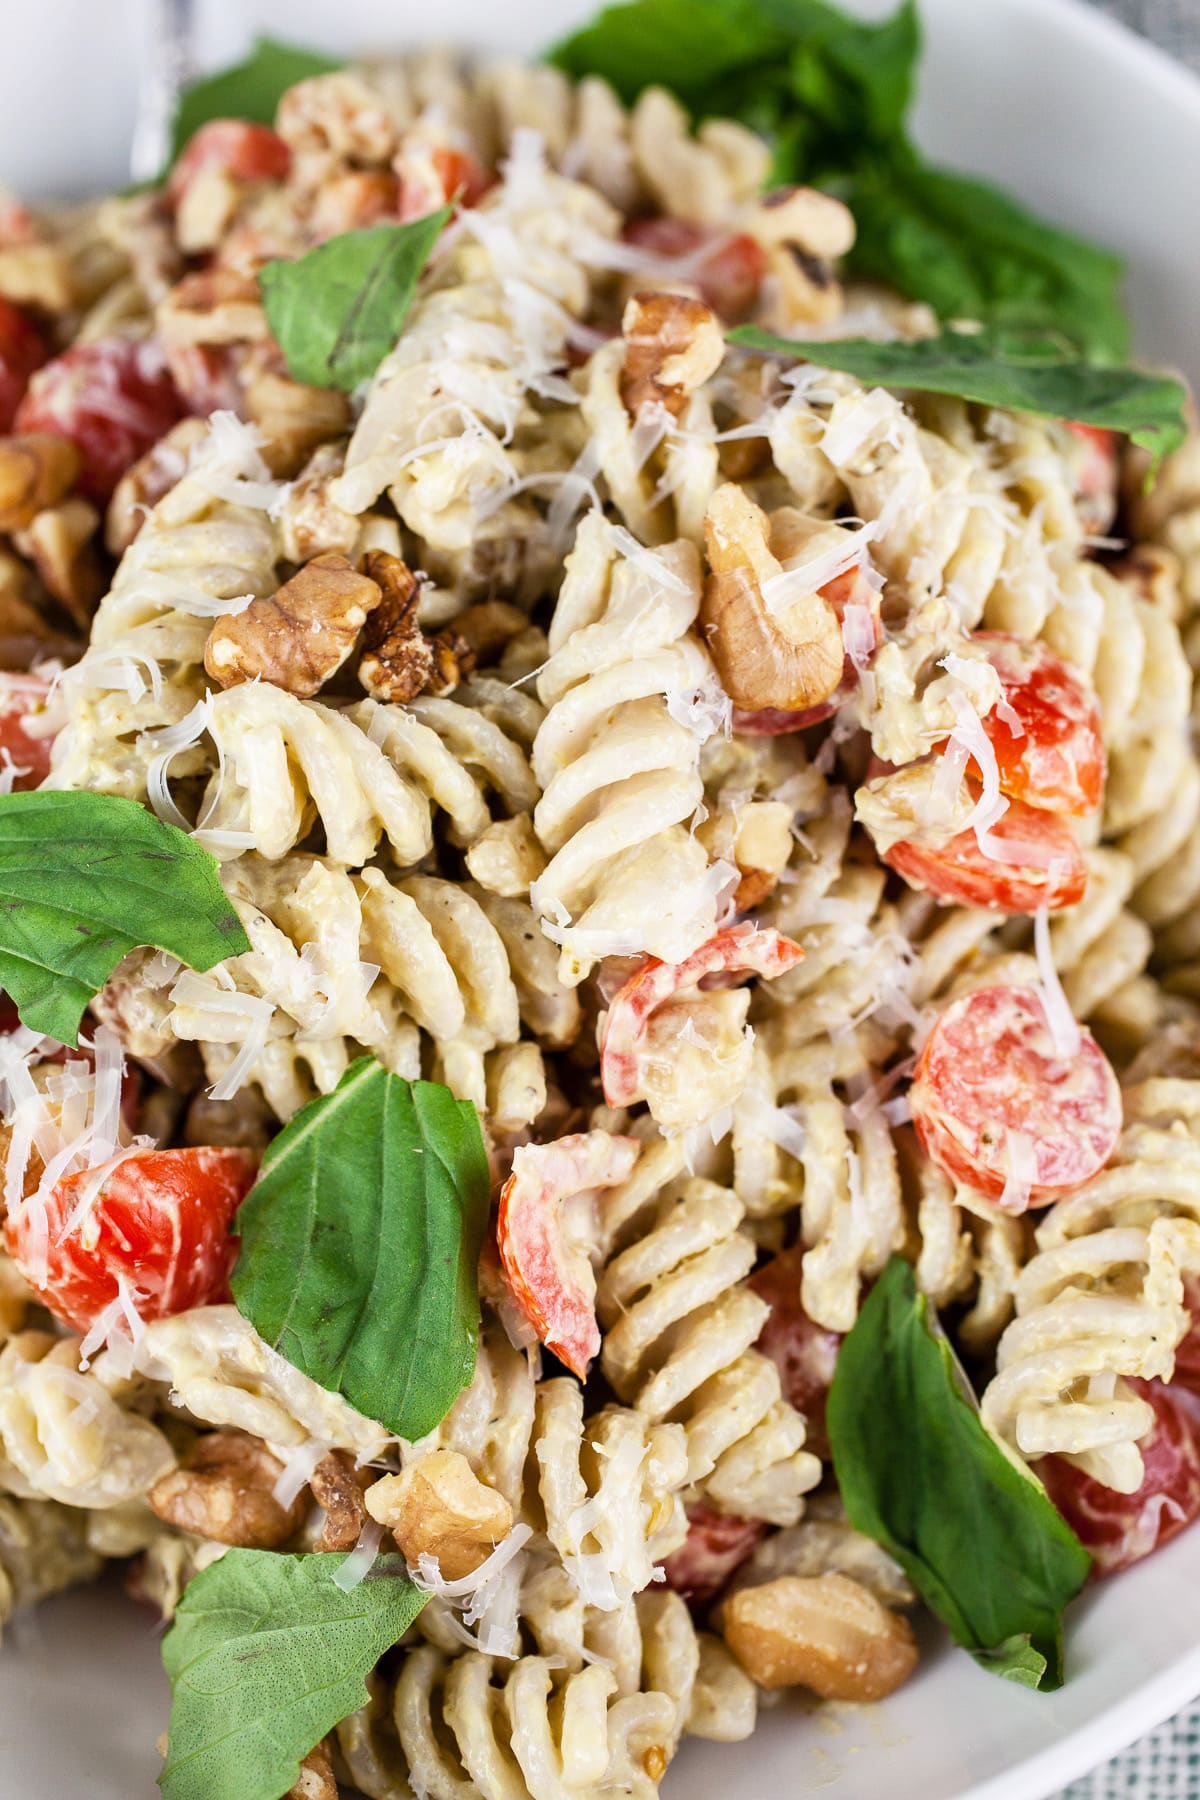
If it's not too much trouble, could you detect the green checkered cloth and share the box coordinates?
[1060,1709,1200,1797]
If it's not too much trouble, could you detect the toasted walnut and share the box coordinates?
[184,1085,276,1153]
[619,291,724,420]
[148,1431,307,1548]
[243,371,352,479]
[364,1449,513,1581]
[702,799,795,912]
[205,550,382,696]
[464,814,547,897]
[14,497,104,629]
[0,435,80,533]
[158,267,269,350]
[288,1739,338,1800]
[175,170,240,258]
[723,1574,918,1701]
[356,550,476,702]
[311,1451,370,1553]
[751,186,857,259]
[701,484,843,712]
[276,73,398,167]
[105,418,208,555]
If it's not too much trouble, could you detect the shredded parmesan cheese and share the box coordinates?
[331,1517,384,1592]
[1034,905,1082,1059]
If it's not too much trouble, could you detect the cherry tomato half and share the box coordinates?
[661,1506,768,1606]
[882,785,1087,914]
[4,1145,258,1333]
[623,218,767,323]
[910,984,1121,1207]
[167,120,292,208]
[496,1131,640,1377]
[15,337,184,503]
[946,634,1105,817]
[0,670,62,788]
[1039,1380,1200,1577]
[0,297,46,433]
[600,926,804,1109]
[749,1245,841,1459]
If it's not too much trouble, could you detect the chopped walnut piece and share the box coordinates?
[723,1573,918,1701]
[0,435,81,533]
[619,290,724,420]
[288,1739,338,1800]
[175,170,240,258]
[746,187,856,330]
[14,497,104,629]
[356,550,476,702]
[0,551,74,667]
[243,371,352,479]
[0,242,73,311]
[205,550,382,696]
[364,1449,513,1581]
[148,1431,307,1548]
[106,418,207,556]
[158,267,269,350]
[311,1451,370,1553]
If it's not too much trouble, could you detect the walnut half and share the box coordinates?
[364,1449,512,1580]
[722,1573,918,1701]
[204,550,382,697]
[148,1431,306,1548]
[356,550,476,702]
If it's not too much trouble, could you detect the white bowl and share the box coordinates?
[2,3,1199,1796]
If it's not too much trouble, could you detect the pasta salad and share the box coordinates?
[0,3,1197,1797]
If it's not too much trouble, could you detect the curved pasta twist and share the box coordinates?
[592,1140,821,1525]
[981,1085,1200,1492]
[330,139,619,598]
[337,1573,753,1800]
[47,418,284,800]
[197,679,541,867]
[416,1318,688,1611]
[530,512,729,979]
[0,1331,175,1509]
[135,1305,390,1461]
[172,853,576,1121]
[0,1494,103,1639]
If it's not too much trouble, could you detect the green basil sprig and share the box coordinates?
[159,1550,426,1800]
[171,37,343,161]
[729,323,1189,467]
[827,1257,1090,1690]
[259,209,452,392]
[549,0,1129,358]
[231,1060,489,1439]
[0,791,249,1046]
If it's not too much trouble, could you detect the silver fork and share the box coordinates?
[129,0,198,183]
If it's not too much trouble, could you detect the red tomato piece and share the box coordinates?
[749,1245,841,1458]
[1039,1380,1200,1577]
[623,217,766,322]
[1065,420,1119,534]
[496,1131,640,1377]
[882,784,1087,914]
[600,926,804,1109]
[167,120,291,208]
[910,984,1121,1207]
[0,670,62,788]
[0,297,46,433]
[661,1506,768,1605]
[15,337,184,503]
[397,148,495,223]
[4,1145,258,1334]
[946,634,1105,817]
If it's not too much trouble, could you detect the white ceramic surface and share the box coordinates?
[1,3,1199,1796]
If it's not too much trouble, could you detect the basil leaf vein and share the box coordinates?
[826,1256,1091,1690]
[259,210,452,392]
[230,1060,489,1440]
[159,1550,425,1800]
[729,323,1188,466]
[0,791,249,1047]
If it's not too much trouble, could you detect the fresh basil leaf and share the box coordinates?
[259,210,451,392]
[844,159,1130,362]
[548,0,784,106]
[160,1549,425,1800]
[231,1060,489,1439]
[826,1256,1091,1690]
[0,791,249,1048]
[171,36,343,161]
[729,323,1188,467]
